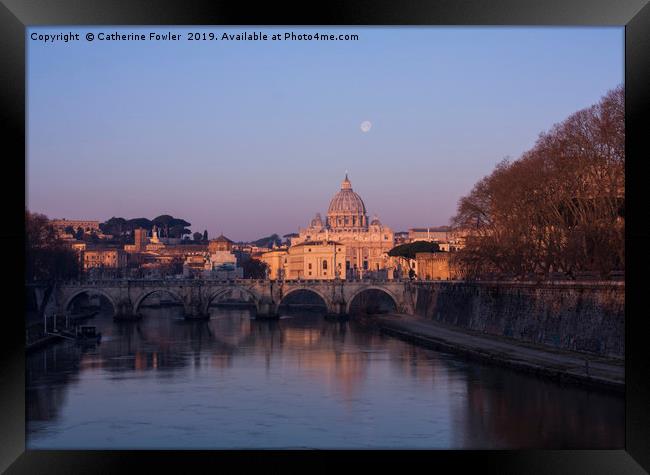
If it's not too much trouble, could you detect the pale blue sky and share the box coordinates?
[27,27,623,241]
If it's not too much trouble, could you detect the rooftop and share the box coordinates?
[293,240,344,247]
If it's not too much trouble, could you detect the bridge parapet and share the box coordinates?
[57,278,420,320]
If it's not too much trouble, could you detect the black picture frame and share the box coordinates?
[2,1,648,472]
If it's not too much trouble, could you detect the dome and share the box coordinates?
[327,175,367,215]
[370,215,381,226]
[326,174,368,230]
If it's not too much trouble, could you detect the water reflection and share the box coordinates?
[26,306,623,449]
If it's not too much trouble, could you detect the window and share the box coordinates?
[322,260,328,270]
[308,263,312,269]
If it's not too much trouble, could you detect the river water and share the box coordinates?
[26,306,624,449]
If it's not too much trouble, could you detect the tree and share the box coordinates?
[202,230,208,241]
[388,241,440,260]
[26,210,80,283]
[451,85,624,280]
[152,215,174,238]
[193,232,203,242]
[170,218,191,229]
[241,257,268,279]
[169,224,191,238]
[152,215,191,238]
[100,217,127,238]
[75,227,85,240]
[126,218,153,232]
[64,225,75,235]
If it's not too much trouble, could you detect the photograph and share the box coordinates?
[22,25,628,451]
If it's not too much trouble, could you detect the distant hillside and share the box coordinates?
[251,234,282,248]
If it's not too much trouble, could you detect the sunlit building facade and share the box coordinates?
[291,175,395,279]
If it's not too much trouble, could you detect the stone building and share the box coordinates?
[124,227,149,252]
[208,234,234,252]
[285,241,346,280]
[408,226,468,250]
[291,175,394,279]
[69,241,87,252]
[82,248,127,270]
[415,252,461,280]
[409,227,452,242]
[206,235,240,273]
[50,219,100,234]
[260,246,289,280]
[260,242,346,281]
[179,234,243,279]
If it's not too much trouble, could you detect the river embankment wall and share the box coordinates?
[414,281,624,359]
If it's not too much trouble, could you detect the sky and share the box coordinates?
[26,27,623,242]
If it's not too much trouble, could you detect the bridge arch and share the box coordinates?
[133,288,186,315]
[63,288,118,317]
[346,286,399,316]
[279,287,331,313]
[204,286,260,315]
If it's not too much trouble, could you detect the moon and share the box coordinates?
[360,121,372,133]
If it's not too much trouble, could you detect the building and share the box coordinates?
[261,241,347,281]
[394,231,410,245]
[145,225,166,251]
[408,226,468,249]
[206,235,240,273]
[133,228,148,251]
[67,241,87,252]
[82,248,127,270]
[415,252,461,280]
[208,234,234,253]
[260,246,289,280]
[183,255,208,273]
[50,219,101,234]
[124,227,149,252]
[291,175,394,279]
[180,234,243,279]
[408,226,453,242]
[286,241,346,280]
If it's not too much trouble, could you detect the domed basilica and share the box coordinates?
[292,174,395,277]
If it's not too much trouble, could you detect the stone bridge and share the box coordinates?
[52,279,420,319]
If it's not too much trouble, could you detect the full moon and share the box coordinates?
[360,121,372,133]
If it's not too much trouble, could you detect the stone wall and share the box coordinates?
[414,281,624,359]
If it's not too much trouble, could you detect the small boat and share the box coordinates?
[76,325,102,343]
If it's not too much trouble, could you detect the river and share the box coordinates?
[26,306,624,449]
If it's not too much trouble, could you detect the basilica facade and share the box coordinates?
[290,175,395,279]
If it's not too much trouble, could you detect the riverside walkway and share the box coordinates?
[375,315,624,392]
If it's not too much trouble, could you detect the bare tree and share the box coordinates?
[452,85,624,280]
